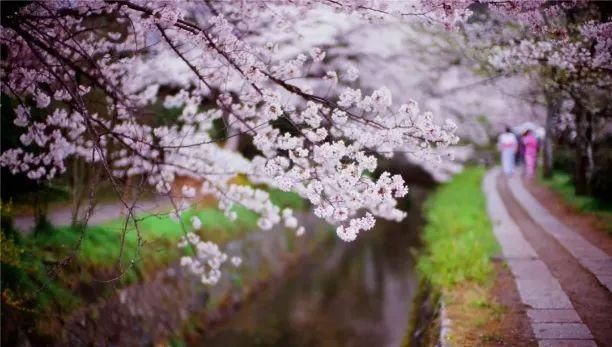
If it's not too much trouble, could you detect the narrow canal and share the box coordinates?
[194,187,427,347]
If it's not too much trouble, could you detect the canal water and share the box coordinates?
[194,187,426,347]
[62,187,427,346]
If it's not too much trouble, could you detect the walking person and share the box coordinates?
[515,128,524,167]
[498,127,518,176]
[522,130,538,179]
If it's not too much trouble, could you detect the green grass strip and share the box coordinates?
[416,166,499,289]
[539,171,612,233]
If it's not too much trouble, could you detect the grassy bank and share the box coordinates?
[539,171,612,233]
[16,187,304,277]
[413,167,504,346]
[1,188,305,340]
[4,208,244,313]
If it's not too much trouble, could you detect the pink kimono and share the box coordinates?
[522,133,538,178]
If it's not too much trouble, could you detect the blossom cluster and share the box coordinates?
[178,232,228,285]
[0,0,459,284]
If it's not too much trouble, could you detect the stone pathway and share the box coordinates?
[507,175,612,293]
[483,168,599,347]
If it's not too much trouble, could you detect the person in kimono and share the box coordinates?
[522,130,538,179]
[498,127,518,176]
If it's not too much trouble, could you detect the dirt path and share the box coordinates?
[497,175,612,346]
[490,260,538,346]
[13,197,169,232]
[12,178,203,232]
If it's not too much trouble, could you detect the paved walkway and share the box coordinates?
[482,167,612,347]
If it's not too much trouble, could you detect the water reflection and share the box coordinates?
[196,189,424,347]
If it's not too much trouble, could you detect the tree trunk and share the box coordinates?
[71,158,82,226]
[33,192,49,235]
[71,158,91,227]
[573,104,594,196]
[542,94,558,179]
[121,174,133,216]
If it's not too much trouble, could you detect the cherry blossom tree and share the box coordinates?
[257,9,544,180]
[1,1,462,284]
[431,0,611,194]
[6,0,605,285]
